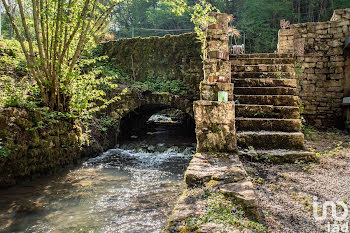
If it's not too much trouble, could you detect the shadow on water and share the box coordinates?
[0,109,196,233]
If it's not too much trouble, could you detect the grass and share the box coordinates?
[185,191,267,233]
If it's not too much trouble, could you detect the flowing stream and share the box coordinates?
[0,114,195,233]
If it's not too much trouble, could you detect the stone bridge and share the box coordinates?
[104,89,195,143]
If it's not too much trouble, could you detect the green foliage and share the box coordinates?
[0,141,11,158]
[96,116,115,132]
[0,38,27,75]
[134,75,190,95]
[0,41,126,120]
[111,0,193,38]
[208,0,349,53]
[71,45,129,118]
[0,75,34,108]
[187,191,267,233]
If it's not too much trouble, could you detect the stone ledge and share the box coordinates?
[166,153,263,233]
[200,82,234,101]
[238,149,318,163]
[185,153,244,187]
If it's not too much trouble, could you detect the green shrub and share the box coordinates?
[134,75,189,95]
[0,141,11,158]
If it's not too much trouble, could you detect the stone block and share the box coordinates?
[279,29,295,36]
[194,101,237,152]
[200,82,234,101]
[207,40,229,52]
[203,59,231,81]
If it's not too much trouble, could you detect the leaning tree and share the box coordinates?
[1,0,121,112]
[1,0,217,113]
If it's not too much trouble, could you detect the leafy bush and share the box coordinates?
[0,141,11,158]
[0,38,27,76]
[0,75,36,108]
[70,46,130,118]
[134,76,189,95]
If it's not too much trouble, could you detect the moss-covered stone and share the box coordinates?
[101,33,203,98]
[0,107,85,187]
[193,101,237,153]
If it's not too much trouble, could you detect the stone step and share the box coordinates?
[239,149,317,163]
[236,118,302,132]
[235,87,296,95]
[233,78,297,88]
[232,72,296,79]
[236,104,300,119]
[230,53,293,59]
[237,131,305,150]
[232,64,294,73]
[231,58,294,65]
[235,95,299,106]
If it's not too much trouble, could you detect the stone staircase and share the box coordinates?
[231,53,316,161]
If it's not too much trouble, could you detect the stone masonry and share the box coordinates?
[194,12,237,153]
[277,8,350,127]
[167,13,262,233]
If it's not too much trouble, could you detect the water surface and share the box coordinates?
[0,117,195,233]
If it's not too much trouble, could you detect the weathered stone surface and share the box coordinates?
[235,86,296,95]
[102,33,203,98]
[185,153,244,187]
[233,78,297,88]
[167,153,261,232]
[194,101,237,152]
[239,149,319,163]
[236,118,302,132]
[237,132,305,150]
[236,104,300,119]
[218,181,260,219]
[235,95,299,106]
[0,107,84,187]
[232,71,296,79]
[233,64,294,73]
[278,29,295,53]
[166,187,256,233]
[203,58,231,81]
[277,8,350,127]
[231,57,294,65]
[200,82,234,101]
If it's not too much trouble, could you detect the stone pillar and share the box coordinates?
[277,29,295,54]
[194,13,237,153]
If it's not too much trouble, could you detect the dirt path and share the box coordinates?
[242,127,350,233]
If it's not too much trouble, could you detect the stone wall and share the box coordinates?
[0,107,84,187]
[101,33,203,98]
[278,8,350,127]
[0,90,194,187]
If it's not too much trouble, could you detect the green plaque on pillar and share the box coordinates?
[218,91,228,102]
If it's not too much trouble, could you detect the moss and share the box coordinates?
[206,180,219,188]
[102,33,202,98]
[0,107,84,187]
[208,123,221,134]
[184,191,267,233]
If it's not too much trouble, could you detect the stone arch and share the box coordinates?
[106,90,195,143]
